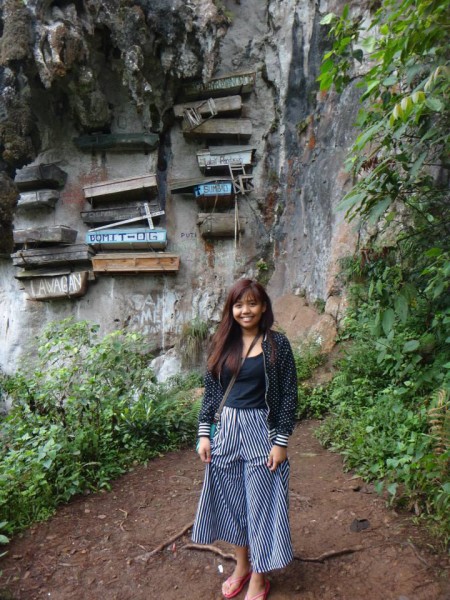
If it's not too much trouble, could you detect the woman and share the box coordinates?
[193,279,298,600]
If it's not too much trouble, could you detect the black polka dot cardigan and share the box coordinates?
[197,331,298,447]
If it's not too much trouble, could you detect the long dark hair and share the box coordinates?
[207,279,275,378]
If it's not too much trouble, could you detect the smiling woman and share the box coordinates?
[193,279,298,600]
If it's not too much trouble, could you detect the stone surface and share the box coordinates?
[150,348,182,382]
[273,294,320,342]
[0,0,364,372]
[306,313,338,354]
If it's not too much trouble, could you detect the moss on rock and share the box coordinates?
[0,0,31,64]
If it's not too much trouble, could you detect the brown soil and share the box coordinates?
[1,420,448,600]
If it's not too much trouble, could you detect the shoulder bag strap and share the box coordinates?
[213,333,261,424]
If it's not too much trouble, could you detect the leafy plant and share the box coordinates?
[0,319,201,535]
[316,0,450,541]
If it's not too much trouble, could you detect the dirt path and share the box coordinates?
[1,421,448,600]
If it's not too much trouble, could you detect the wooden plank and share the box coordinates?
[14,226,78,246]
[15,267,85,279]
[11,244,93,268]
[173,95,242,118]
[197,146,256,172]
[83,174,157,203]
[17,189,59,209]
[197,213,245,238]
[23,272,89,301]
[86,228,167,250]
[170,176,233,194]
[182,71,256,100]
[73,133,159,152]
[194,181,234,198]
[80,204,163,224]
[14,164,67,191]
[92,252,180,273]
[182,118,252,140]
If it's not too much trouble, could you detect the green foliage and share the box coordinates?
[317,0,450,540]
[293,340,326,381]
[0,319,201,535]
[178,317,209,369]
[297,384,331,419]
[293,341,333,419]
[0,521,9,557]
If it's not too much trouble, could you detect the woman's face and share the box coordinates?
[232,292,266,334]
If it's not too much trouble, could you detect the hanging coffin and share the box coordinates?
[91,252,180,273]
[197,146,257,173]
[173,95,242,119]
[197,213,245,239]
[21,271,90,301]
[11,244,94,268]
[73,132,159,152]
[17,189,60,210]
[193,180,235,209]
[181,118,252,141]
[86,228,167,250]
[80,204,164,225]
[182,71,256,100]
[14,164,67,191]
[83,174,157,205]
[13,225,78,246]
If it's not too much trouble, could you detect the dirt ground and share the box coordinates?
[1,420,448,600]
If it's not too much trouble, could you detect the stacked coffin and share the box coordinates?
[82,174,179,273]
[171,71,257,239]
[11,163,96,300]
[11,225,94,301]
[14,163,67,211]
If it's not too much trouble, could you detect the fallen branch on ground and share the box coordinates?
[144,520,363,564]
[183,543,236,561]
[184,542,364,564]
[145,520,194,559]
[294,546,364,563]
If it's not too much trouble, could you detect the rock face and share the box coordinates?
[0,0,365,372]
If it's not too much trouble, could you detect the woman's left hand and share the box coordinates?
[267,445,288,472]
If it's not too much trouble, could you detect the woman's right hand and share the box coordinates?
[197,437,211,463]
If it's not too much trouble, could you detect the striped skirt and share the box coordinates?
[192,406,293,573]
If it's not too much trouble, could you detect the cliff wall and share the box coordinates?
[0,0,365,372]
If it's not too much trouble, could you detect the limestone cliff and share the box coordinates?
[0,0,367,372]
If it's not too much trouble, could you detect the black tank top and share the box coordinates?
[223,353,266,409]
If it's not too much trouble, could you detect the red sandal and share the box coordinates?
[222,570,252,599]
[244,579,270,600]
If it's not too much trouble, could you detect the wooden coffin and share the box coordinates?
[197,146,256,173]
[92,252,180,273]
[194,180,235,209]
[17,189,60,209]
[11,244,94,268]
[173,95,242,118]
[86,228,167,250]
[83,174,157,204]
[13,225,78,246]
[182,71,256,100]
[197,213,245,238]
[80,204,164,225]
[14,164,67,191]
[182,118,252,141]
[194,180,234,198]
[73,133,159,152]
[22,271,89,301]
[169,176,231,195]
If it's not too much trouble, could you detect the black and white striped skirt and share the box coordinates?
[192,406,293,573]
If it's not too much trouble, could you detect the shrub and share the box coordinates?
[0,318,201,535]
